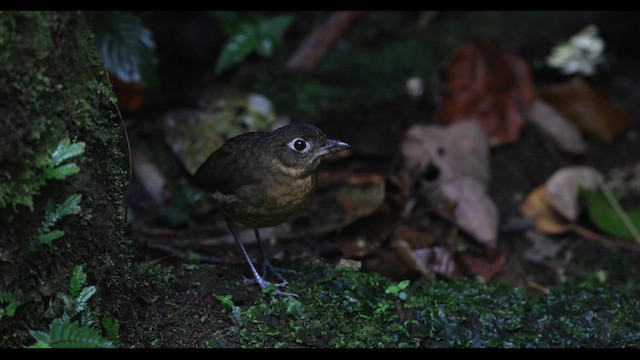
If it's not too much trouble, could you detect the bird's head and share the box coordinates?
[268,124,350,178]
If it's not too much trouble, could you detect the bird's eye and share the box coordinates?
[287,138,310,153]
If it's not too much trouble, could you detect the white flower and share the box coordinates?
[546,25,605,76]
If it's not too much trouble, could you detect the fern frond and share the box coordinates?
[75,286,96,315]
[45,163,80,180]
[101,315,120,346]
[37,230,65,245]
[50,139,86,167]
[69,265,87,298]
[44,320,113,348]
[38,193,82,236]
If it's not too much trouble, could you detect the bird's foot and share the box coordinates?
[261,260,296,282]
[244,275,298,297]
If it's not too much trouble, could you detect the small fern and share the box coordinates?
[0,291,22,319]
[36,193,82,246]
[69,265,87,298]
[27,265,114,348]
[50,138,86,167]
[101,315,120,346]
[28,319,113,348]
[1,138,86,210]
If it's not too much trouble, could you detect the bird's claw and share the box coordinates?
[243,276,297,297]
[261,260,296,282]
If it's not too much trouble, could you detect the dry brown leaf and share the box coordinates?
[545,166,602,221]
[537,77,633,143]
[336,179,386,225]
[438,178,498,248]
[436,38,536,146]
[392,239,460,280]
[527,99,586,155]
[459,249,507,282]
[400,120,490,189]
[132,148,167,204]
[519,185,571,234]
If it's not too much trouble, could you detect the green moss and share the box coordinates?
[221,261,640,348]
[136,263,177,290]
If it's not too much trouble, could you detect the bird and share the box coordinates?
[193,123,350,296]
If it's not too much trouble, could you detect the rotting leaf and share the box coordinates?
[545,166,602,221]
[437,178,498,248]
[527,99,586,155]
[519,186,571,235]
[459,249,507,282]
[582,189,640,241]
[537,77,633,143]
[435,38,536,146]
[131,148,167,204]
[392,240,460,280]
[336,179,385,225]
[400,121,490,189]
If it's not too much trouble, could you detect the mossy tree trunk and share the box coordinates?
[0,11,133,347]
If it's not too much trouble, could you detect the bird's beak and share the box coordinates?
[316,139,351,157]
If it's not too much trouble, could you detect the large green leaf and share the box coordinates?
[92,11,158,86]
[582,189,640,241]
[214,13,293,74]
[215,25,259,74]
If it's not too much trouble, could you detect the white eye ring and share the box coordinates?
[287,138,310,153]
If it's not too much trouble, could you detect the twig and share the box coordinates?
[571,224,640,252]
[596,178,640,244]
[286,11,366,70]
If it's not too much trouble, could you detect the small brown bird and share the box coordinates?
[193,123,350,296]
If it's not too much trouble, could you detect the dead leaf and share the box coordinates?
[392,239,460,280]
[400,120,490,189]
[545,166,603,221]
[334,212,395,257]
[537,77,633,143]
[519,186,571,235]
[164,90,281,175]
[336,177,386,225]
[436,38,536,146]
[132,148,167,204]
[437,178,499,248]
[522,230,568,267]
[527,99,586,155]
[337,258,362,270]
[459,249,507,282]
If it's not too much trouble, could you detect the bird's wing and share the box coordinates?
[193,132,264,194]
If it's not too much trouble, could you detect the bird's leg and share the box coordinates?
[254,228,296,283]
[225,218,297,297]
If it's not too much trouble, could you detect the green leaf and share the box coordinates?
[211,11,241,35]
[214,14,293,74]
[76,286,96,307]
[50,139,86,167]
[69,265,87,298]
[582,189,640,241]
[215,25,258,74]
[45,163,80,180]
[3,300,21,317]
[27,330,51,345]
[92,11,158,86]
[257,15,293,47]
[37,230,65,245]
